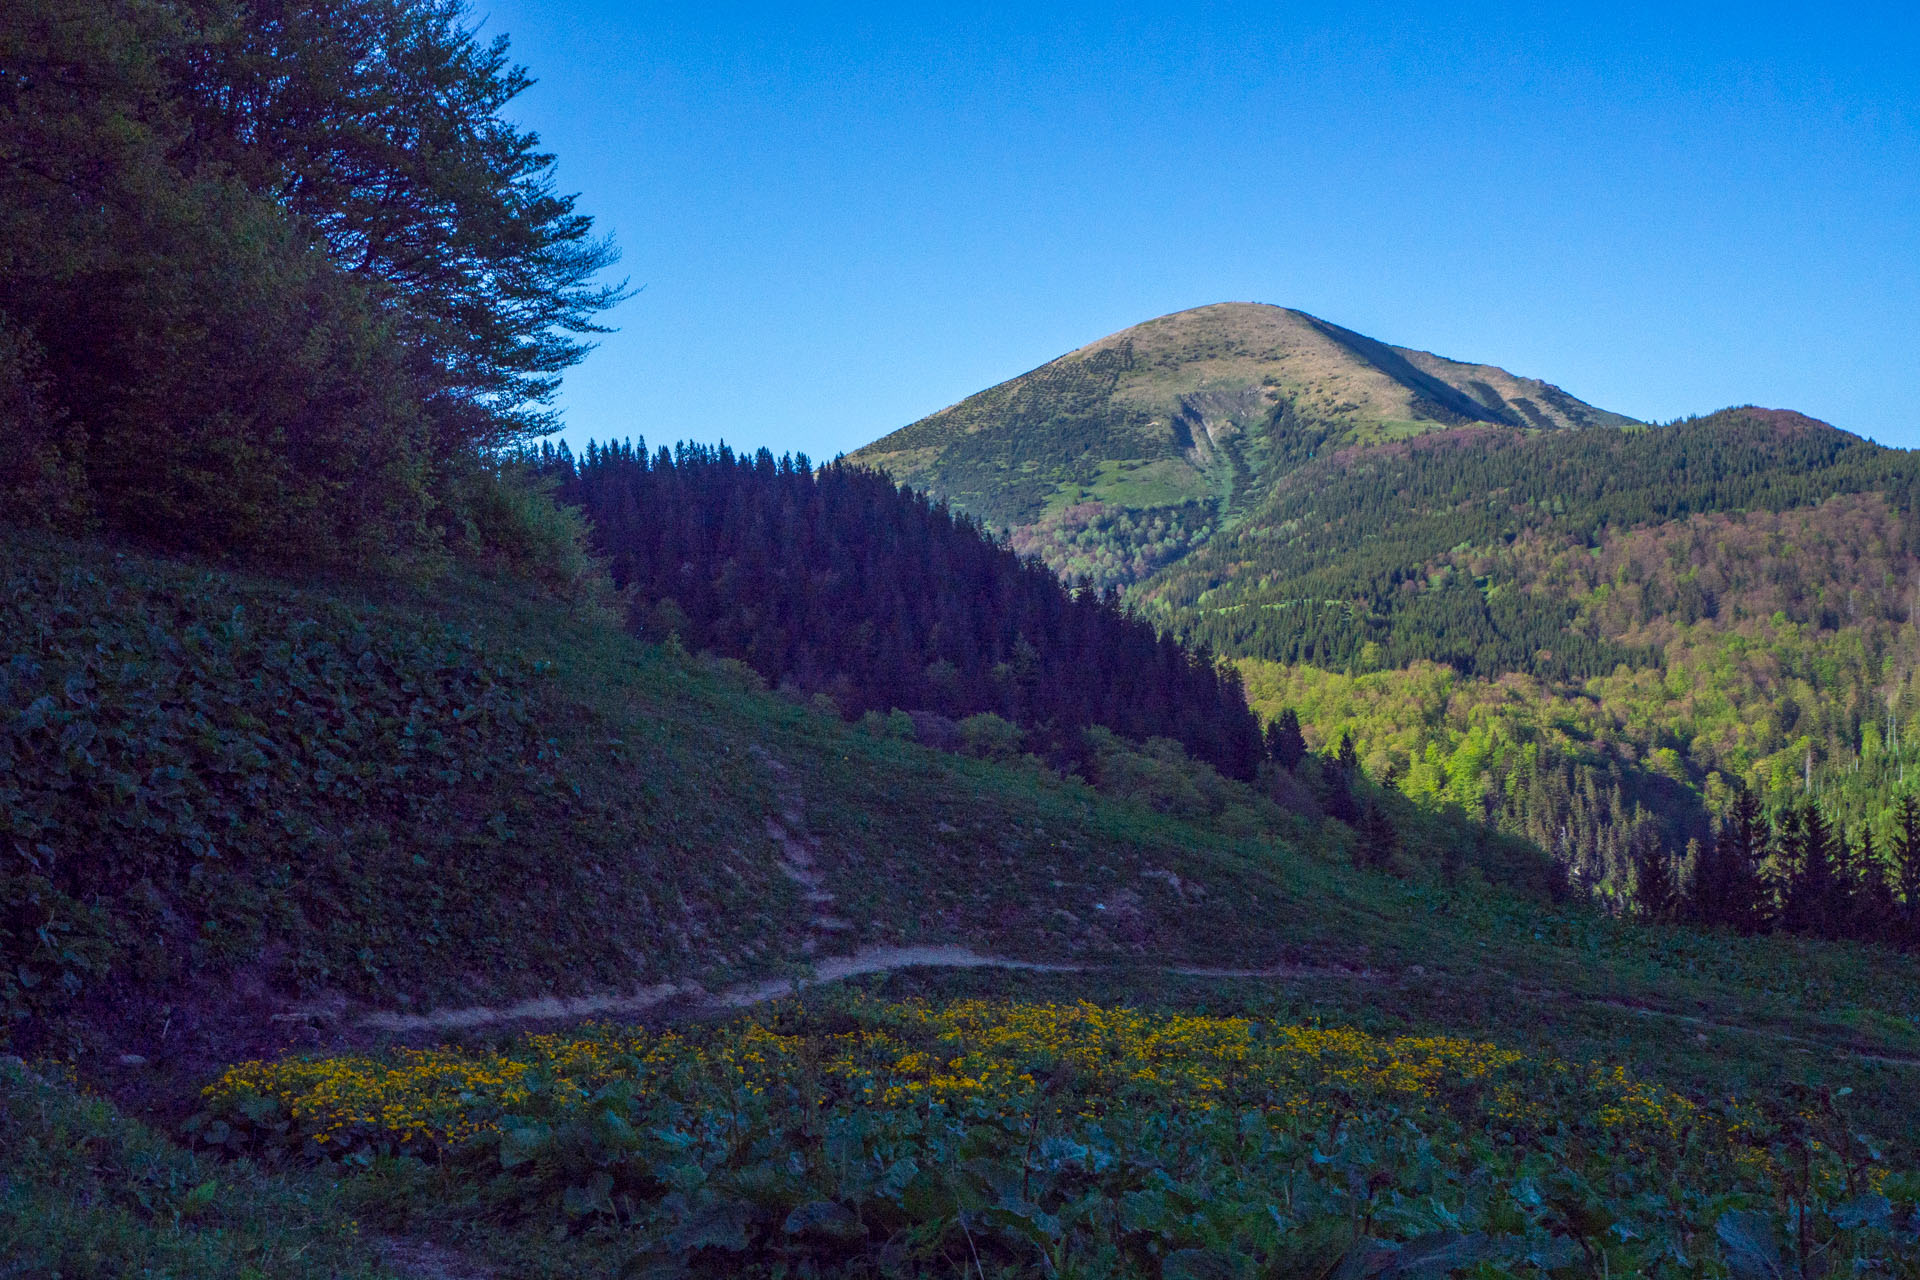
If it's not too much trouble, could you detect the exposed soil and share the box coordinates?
[380,1235,493,1280]
[339,942,1375,1031]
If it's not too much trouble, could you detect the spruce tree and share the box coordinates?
[1782,803,1841,937]
[1266,709,1306,771]
[1320,748,1360,825]
[1633,832,1677,922]
[1894,793,1920,948]
[1855,827,1895,944]
[1724,790,1772,933]
[1354,803,1399,871]
[1686,815,1732,927]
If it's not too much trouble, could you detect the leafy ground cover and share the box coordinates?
[13,531,1920,1275]
[0,528,1399,1067]
[0,531,816,1041]
[0,1056,394,1279]
[198,996,1920,1277]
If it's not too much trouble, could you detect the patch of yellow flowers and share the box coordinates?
[205,1000,1694,1157]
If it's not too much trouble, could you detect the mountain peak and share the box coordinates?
[849,305,1637,586]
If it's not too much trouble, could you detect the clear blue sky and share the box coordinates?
[477,1,1920,457]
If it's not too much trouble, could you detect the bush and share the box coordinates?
[858,709,916,741]
[1085,728,1236,819]
[0,313,88,531]
[958,713,1024,760]
[453,463,604,598]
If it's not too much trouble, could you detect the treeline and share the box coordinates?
[1143,409,1920,680]
[533,440,1266,779]
[1660,792,1920,950]
[1263,691,1920,952]
[1,0,620,563]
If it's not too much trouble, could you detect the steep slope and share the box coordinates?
[850,303,1634,588]
[13,533,1920,1277]
[0,529,1322,1054]
[1143,406,1920,896]
[867,340,1920,907]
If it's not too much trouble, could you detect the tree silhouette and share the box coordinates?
[1265,709,1307,771]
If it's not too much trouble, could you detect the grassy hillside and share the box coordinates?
[1,1056,396,1278]
[2,528,1359,1058]
[849,303,1632,590]
[10,531,1920,1273]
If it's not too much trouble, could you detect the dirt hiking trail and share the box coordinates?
[356,944,1378,1032]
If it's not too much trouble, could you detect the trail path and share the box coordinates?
[357,943,1379,1032]
[351,745,1919,1074]
[350,951,1920,1068]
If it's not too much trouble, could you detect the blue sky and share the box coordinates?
[479,1,1920,457]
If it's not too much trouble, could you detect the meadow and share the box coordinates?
[195,994,1920,1277]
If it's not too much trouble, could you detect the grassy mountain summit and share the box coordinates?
[850,302,1635,588]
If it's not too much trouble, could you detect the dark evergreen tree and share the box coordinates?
[1781,803,1842,937]
[539,442,1265,778]
[1894,793,1920,948]
[1632,828,1677,922]
[1716,790,1771,933]
[1265,709,1307,771]
[1354,803,1399,871]
[1855,827,1895,944]
[1320,743,1360,825]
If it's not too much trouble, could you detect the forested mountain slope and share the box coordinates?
[1143,408,1920,892]
[536,439,1264,778]
[859,312,1920,916]
[849,303,1633,590]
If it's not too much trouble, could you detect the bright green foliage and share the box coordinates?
[0,1057,393,1278]
[200,998,1920,1278]
[1010,499,1215,593]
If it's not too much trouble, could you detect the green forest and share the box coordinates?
[1172,412,1920,925]
[8,1,1920,1276]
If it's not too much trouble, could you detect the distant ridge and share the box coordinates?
[850,302,1636,587]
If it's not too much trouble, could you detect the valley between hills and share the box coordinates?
[8,5,1920,1274]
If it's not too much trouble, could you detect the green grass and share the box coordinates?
[0,1057,394,1278]
[14,528,1920,1273]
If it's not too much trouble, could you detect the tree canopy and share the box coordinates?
[0,0,622,560]
[536,439,1266,780]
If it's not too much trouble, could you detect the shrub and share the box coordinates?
[958,713,1024,759]
[452,462,604,598]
